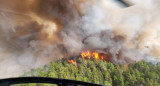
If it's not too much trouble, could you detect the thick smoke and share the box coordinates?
[0,0,160,78]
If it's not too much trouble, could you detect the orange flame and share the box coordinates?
[124,63,130,71]
[68,60,76,64]
[81,50,104,60]
[68,50,105,65]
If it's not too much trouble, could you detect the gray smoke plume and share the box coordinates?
[0,0,160,78]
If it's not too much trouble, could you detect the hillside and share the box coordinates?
[19,58,160,86]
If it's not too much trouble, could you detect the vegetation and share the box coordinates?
[16,58,160,86]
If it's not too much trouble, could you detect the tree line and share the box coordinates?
[14,58,160,86]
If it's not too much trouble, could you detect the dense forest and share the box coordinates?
[15,58,160,86]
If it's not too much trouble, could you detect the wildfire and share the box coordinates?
[68,50,105,65]
[81,50,104,60]
[68,60,76,64]
[124,63,130,71]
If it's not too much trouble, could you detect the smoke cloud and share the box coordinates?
[0,0,160,78]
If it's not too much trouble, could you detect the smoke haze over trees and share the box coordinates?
[20,58,160,86]
[1,0,160,78]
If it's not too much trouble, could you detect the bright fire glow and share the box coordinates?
[68,60,76,64]
[68,50,105,65]
[81,50,104,60]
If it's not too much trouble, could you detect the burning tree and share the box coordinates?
[21,59,160,86]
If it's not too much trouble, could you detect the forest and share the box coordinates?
[14,58,160,86]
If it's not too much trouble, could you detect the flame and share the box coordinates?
[124,63,130,71]
[81,50,104,60]
[68,50,105,65]
[68,60,76,64]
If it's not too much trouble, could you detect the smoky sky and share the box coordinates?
[0,0,160,78]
